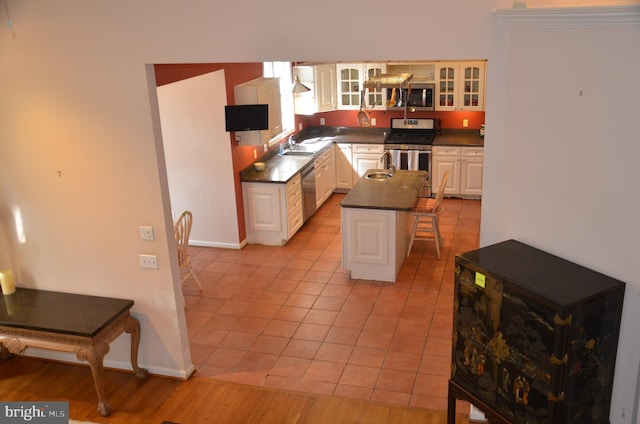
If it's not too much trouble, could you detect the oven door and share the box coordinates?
[387,149,431,172]
[387,149,431,197]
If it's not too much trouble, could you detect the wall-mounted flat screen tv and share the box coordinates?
[225,104,269,132]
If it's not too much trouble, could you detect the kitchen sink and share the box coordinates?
[282,150,314,156]
[365,171,394,180]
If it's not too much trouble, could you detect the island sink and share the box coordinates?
[365,171,394,180]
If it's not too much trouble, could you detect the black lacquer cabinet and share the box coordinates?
[448,240,625,424]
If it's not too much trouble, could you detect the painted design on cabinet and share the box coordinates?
[453,255,624,424]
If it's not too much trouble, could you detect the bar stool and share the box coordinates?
[406,170,449,259]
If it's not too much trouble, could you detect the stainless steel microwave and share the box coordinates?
[386,83,435,111]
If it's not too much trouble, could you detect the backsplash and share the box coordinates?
[296,110,485,131]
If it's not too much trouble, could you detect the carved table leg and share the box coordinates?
[0,343,13,360]
[77,342,112,417]
[124,315,149,379]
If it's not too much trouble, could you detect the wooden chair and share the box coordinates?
[406,170,449,259]
[174,211,202,291]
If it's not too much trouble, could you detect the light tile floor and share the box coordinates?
[182,194,481,412]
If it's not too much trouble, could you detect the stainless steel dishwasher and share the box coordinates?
[301,163,316,222]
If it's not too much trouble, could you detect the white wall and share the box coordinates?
[157,70,241,249]
[0,1,638,422]
[482,18,640,422]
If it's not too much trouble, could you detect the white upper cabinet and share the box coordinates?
[234,77,282,146]
[363,63,386,110]
[336,63,386,111]
[336,64,363,110]
[293,64,337,115]
[435,61,486,111]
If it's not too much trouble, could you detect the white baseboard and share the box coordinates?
[22,349,193,380]
[190,239,242,249]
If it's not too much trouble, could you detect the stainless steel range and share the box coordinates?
[383,118,435,196]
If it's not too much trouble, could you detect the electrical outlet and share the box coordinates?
[320,118,326,125]
[139,254,159,269]
[463,119,469,128]
[253,150,257,159]
[371,118,377,126]
[139,226,154,241]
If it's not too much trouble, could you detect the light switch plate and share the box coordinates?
[139,254,159,269]
[139,226,155,241]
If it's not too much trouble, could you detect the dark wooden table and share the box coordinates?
[0,288,148,416]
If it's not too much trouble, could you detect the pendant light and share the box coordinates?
[292,62,311,93]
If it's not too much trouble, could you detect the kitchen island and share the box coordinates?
[341,169,427,282]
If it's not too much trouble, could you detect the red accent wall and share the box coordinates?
[154,63,264,242]
[297,109,485,130]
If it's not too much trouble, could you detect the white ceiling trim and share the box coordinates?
[494,4,640,28]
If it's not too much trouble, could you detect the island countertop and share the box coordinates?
[341,170,427,211]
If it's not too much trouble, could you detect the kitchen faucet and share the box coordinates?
[380,151,395,174]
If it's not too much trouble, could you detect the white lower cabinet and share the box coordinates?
[315,145,336,208]
[286,175,304,236]
[431,146,483,198]
[341,207,411,282]
[351,144,385,178]
[460,150,484,196]
[335,143,356,191]
[243,174,302,246]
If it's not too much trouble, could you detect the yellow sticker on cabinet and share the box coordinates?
[475,272,486,288]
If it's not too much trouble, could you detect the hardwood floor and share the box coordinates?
[0,356,471,423]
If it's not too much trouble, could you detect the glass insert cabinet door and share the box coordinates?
[337,64,361,109]
[365,64,385,109]
[436,61,486,111]
[438,66,456,109]
[463,65,481,108]
[336,63,387,110]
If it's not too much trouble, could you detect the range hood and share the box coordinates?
[363,73,413,89]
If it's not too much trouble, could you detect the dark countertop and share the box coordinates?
[241,154,314,184]
[293,126,388,145]
[433,130,484,147]
[0,288,134,337]
[240,126,483,184]
[341,170,428,211]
